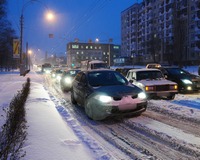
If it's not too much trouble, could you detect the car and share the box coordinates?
[159,67,200,93]
[60,69,81,92]
[115,67,134,77]
[71,69,147,120]
[41,63,52,74]
[51,68,64,83]
[126,68,178,100]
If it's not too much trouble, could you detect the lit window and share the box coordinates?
[86,46,88,49]
[90,46,93,49]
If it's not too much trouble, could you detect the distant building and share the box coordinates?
[67,42,121,68]
[121,0,200,65]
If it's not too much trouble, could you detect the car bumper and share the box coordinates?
[89,98,147,120]
[146,90,177,98]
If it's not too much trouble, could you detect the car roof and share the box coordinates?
[81,69,114,73]
[128,68,161,72]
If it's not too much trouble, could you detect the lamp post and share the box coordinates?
[19,0,55,76]
[28,49,32,70]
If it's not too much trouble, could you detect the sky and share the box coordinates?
[7,0,139,59]
[0,66,200,159]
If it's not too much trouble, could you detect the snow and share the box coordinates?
[0,66,200,159]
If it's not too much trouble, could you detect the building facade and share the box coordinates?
[121,0,200,65]
[67,42,121,68]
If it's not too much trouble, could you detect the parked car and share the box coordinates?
[71,69,147,120]
[126,68,178,99]
[159,67,200,92]
[60,69,81,92]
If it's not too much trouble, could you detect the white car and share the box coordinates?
[126,68,178,100]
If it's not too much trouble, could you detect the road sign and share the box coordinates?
[13,39,20,58]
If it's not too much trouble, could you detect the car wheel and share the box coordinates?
[85,100,93,120]
[167,94,175,100]
[71,90,77,104]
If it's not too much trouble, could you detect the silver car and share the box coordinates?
[126,68,178,100]
[71,69,147,120]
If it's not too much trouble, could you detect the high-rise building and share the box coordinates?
[121,0,200,65]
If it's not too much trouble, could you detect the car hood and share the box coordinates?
[170,74,200,80]
[92,85,142,97]
[139,79,177,86]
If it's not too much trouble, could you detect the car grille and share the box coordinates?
[113,94,138,101]
[155,85,169,91]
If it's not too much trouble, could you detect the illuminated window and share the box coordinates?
[90,46,93,49]
[103,52,106,55]
[76,52,79,54]
[86,46,88,49]
[81,51,84,54]
[113,46,119,49]
[99,46,101,49]
[72,45,79,49]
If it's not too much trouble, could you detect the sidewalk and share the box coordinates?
[23,72,96,160]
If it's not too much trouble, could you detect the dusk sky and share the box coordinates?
[7,0,139,58]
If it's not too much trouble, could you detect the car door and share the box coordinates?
[78,73,89,106]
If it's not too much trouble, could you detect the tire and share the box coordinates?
[71,90,77,104]
[167,94,175,100]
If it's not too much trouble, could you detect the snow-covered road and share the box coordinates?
[45,73,200,160]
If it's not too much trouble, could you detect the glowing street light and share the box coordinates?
[46,11,55,21]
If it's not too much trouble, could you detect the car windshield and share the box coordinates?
[137,70,164,80]
[65,70,80,77]
[88,71,128,87]
[91,63,108,69]
[166,68,189,75]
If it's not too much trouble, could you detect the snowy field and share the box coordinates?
[0,66,200,159]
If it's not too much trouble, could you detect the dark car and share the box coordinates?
[115,67,133,77]
[71,69,147,120]
[159,67,200,93]
[60,69,81,92]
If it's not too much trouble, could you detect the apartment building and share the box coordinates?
[67,41,121,68]
[121,0,200,65]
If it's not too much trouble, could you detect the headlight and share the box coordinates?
[182,79,192,84]
[170,85,178,90]
[64,77,72,84]
[56,75,61,81]
[52,73,56,77]
[138,92,147,99]
[145,86,154,91]
[95,95,112,103]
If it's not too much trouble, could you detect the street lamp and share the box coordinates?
[28,49,32,70]
[19,0,55,76]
